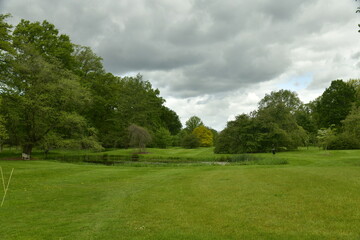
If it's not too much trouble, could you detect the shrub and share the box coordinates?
[182,133,200,149]
[153,127,172,148]
[328,134,360,150]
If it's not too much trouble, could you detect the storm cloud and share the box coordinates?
[1,0,359,129]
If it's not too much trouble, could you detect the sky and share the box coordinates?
[1,0,359,130]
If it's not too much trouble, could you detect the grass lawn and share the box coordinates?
[0,148,360,239]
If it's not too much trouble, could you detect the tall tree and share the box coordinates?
[160,106,182,135]
[215,90,307,154]
[0,14,13,53]
[12,19,75,69]
[215,114,261,154]
[192,126,213,147]
[0,14,13,81]
[347,79,360,107]
[73,45,105,78]
[256,103,307,151]
[1,46,90,155]
[315,80,356,128]
[185,116,204,133]
[258,89,302,113]
[1,19,92,156]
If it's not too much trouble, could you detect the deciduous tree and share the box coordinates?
[315,80,356,128]
[192,125,213,147]
[153,127,172,148]
[1,44,90,156]
[185,116,203,133]
[128,124,152,153]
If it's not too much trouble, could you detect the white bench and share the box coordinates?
[22,153,30,160]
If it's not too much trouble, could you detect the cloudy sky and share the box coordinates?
[1,0,359,130]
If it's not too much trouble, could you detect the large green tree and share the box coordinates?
[315,80,356,128]
[160,106,182,135]
[184,116,204,133]
[215,114,260,154]
[12,19,74,69]
[215,90,307,154]
[1,46,90,155]
[0,19,91,156]
[73,45,105,78]
[0,14,13,82]
[256,103,307,151]
[258,89,302,112]
[1,17,182,153]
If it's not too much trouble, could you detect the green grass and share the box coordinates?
[1,148,360,239]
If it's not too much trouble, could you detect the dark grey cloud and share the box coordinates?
[1,0,359,129]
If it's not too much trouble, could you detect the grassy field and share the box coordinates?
[1,148,360,239]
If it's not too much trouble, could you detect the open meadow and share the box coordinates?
[1,148,360,239]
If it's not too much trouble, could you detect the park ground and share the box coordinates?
[0,147,360,239]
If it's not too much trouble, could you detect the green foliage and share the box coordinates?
[0,14,13,52]
[327,107,360,150]
[83,73,178,148]
[215,90,307,154]
[2,149,360,239]
[181,133,200,149]
[258,89,302,112]
[0,115,8,151]
[2,15,360,155]
[0,14,13,93]
[347,79,360,107]
[256,104,307,151]
[215,114,263,154]
[77,136,104,152]
[73,45,105,77]
[12,19,74,69]
[184,116,203,133]
[170,134,181,147]
[0,17,180,152]
[153,127,172,149]
[342,106,360,139]
[38,132,62,153]
[192,125,213,147]
[316,126,337,150]
[1,40,91,155]
[327,134,360,150]
[315,80,356,128]
[160,106,182,135]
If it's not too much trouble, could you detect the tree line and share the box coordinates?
[0,15,186,156]
[1,15,359,156]
[215,80,360,153]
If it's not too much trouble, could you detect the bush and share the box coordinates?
[328,134,360,150]
[153,127,172,148]
[182,133,200,149]
[80,136,104,152]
